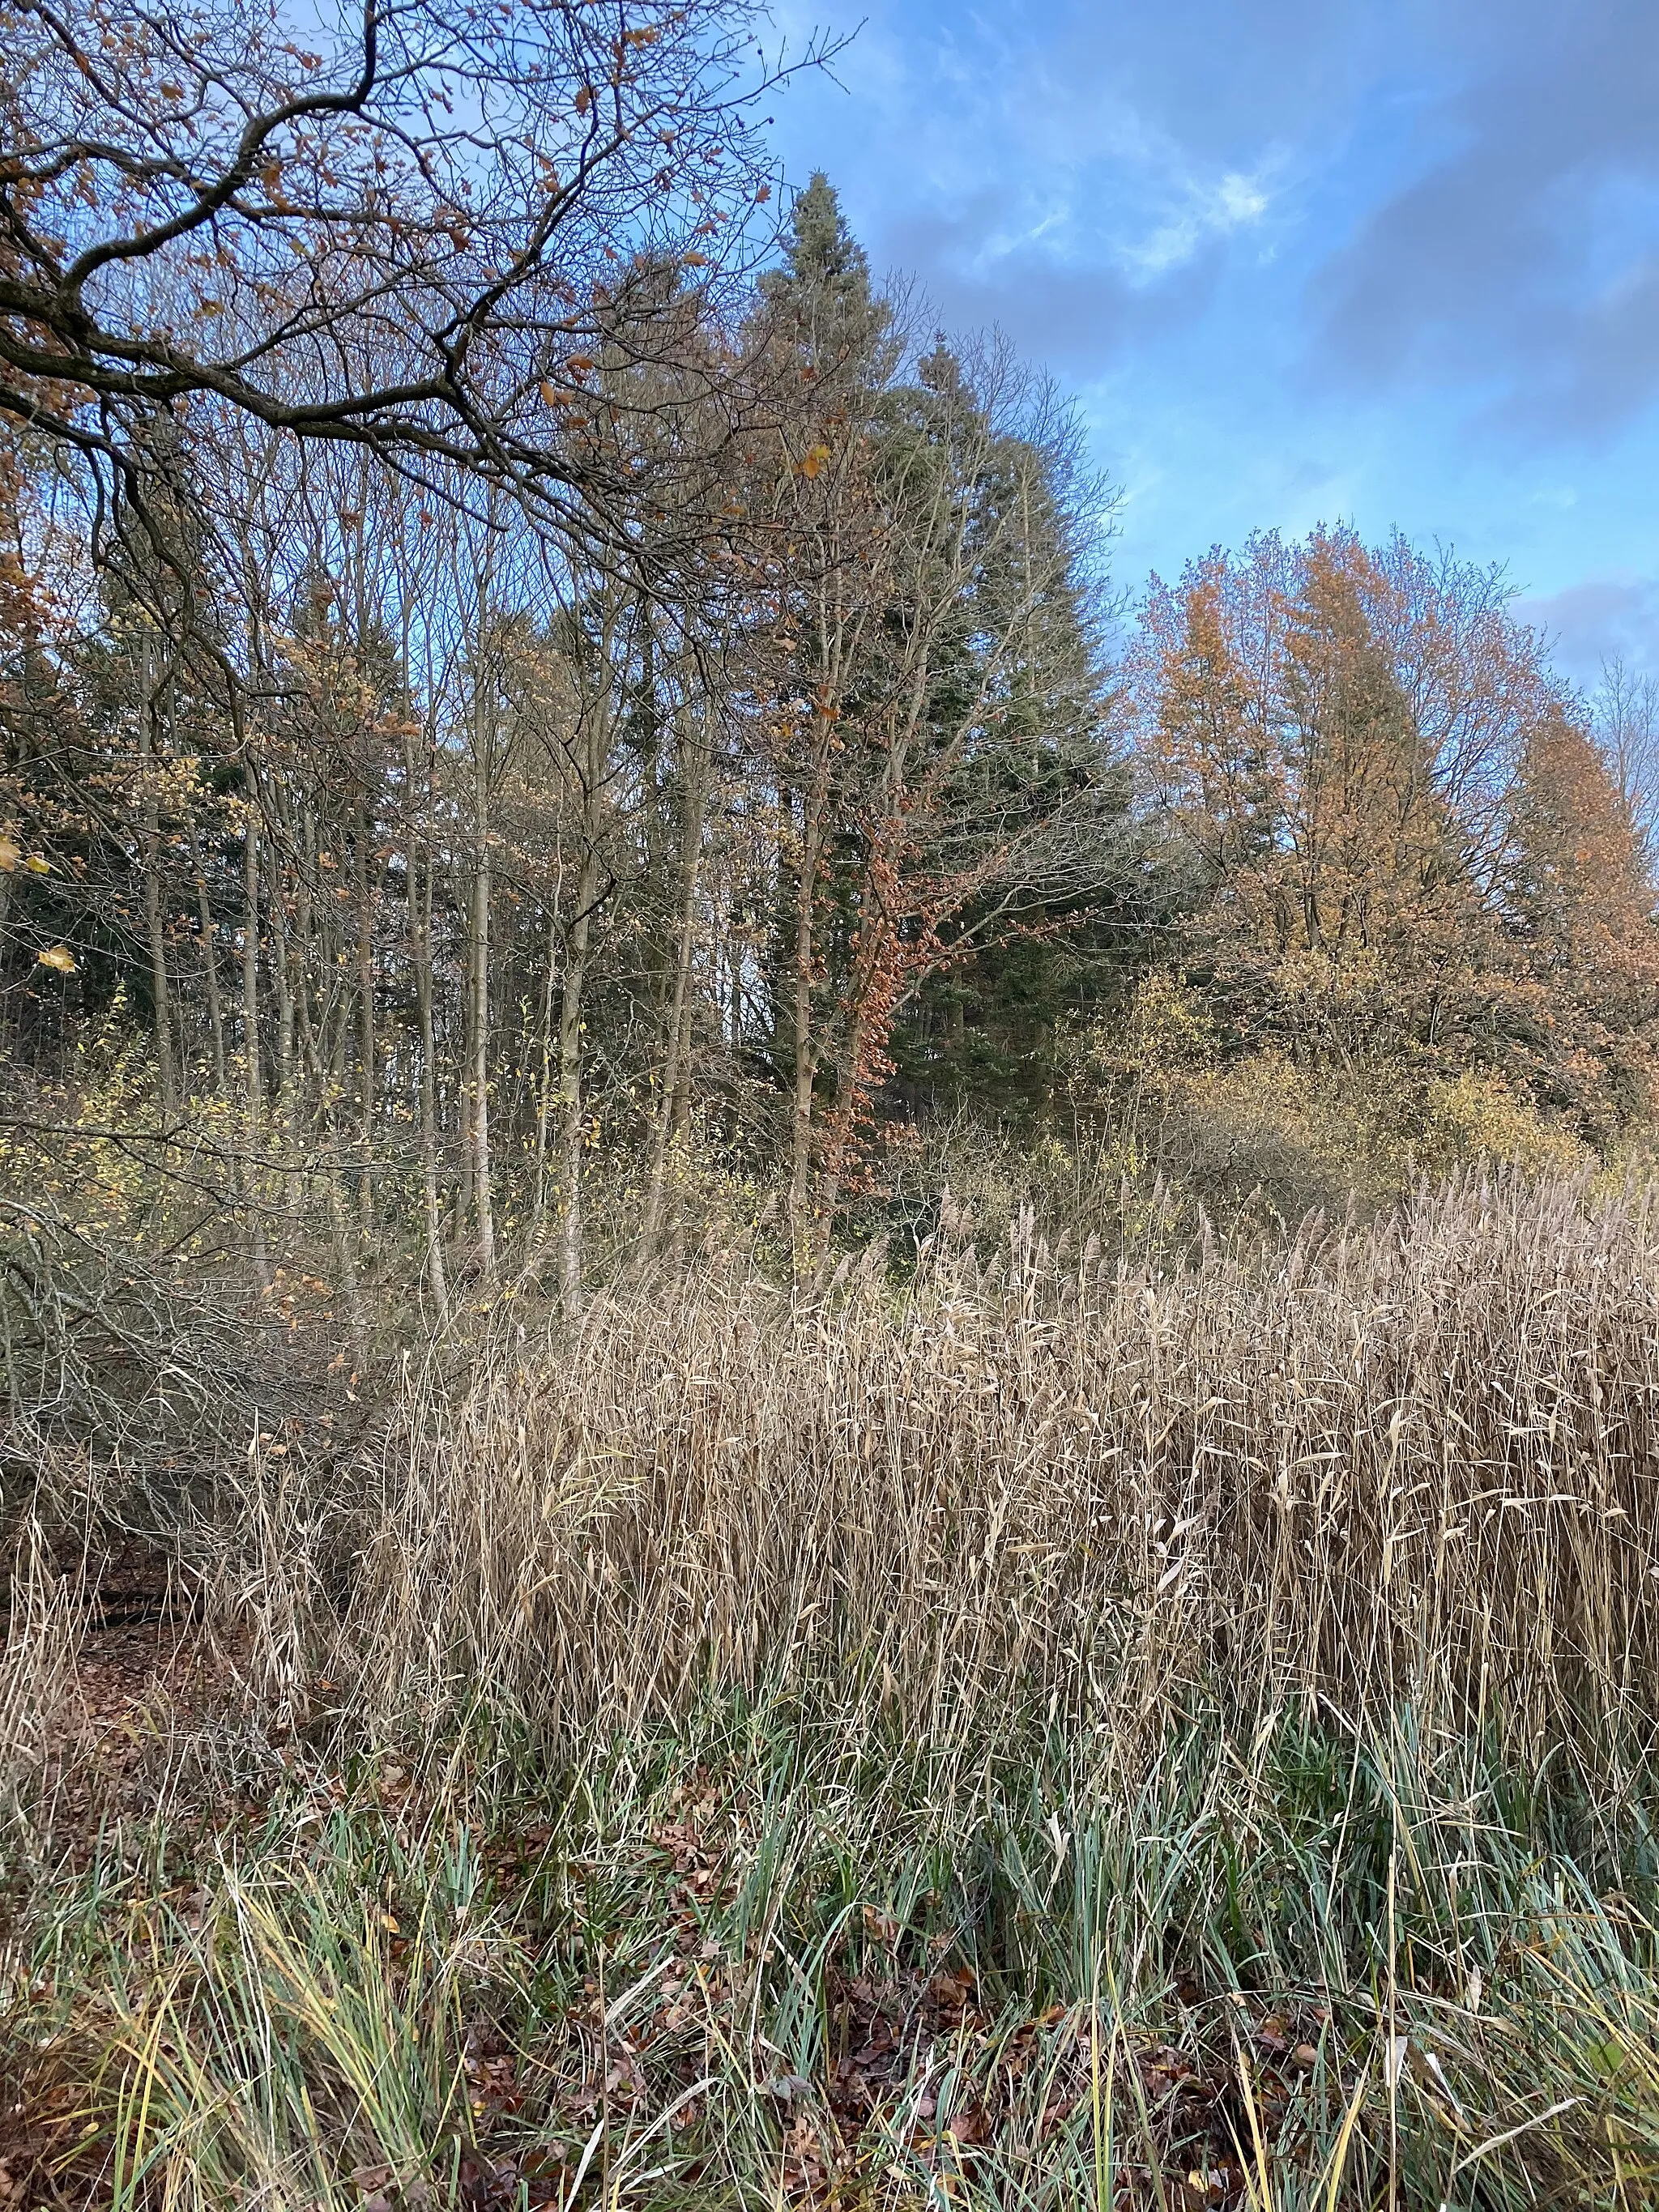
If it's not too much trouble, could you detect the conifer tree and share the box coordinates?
[1501,712,1659,1139]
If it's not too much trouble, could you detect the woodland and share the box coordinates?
[6,1,1659,2206]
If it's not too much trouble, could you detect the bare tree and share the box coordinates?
[0,0,829,573]
[1594,657,1659,876]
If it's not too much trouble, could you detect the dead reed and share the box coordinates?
[198,1168,1659,1773]
[11,1169,1659,2207]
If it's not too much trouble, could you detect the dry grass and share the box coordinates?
[200,1169,1659,1771]
[8,1167,1659,2207]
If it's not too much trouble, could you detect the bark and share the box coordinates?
[294,977,369,1358]
[467,735,497,1279]
[557,846,601,1315]
[403,734,450,1322]
[353,793,377,1229]
[529,873,564,1254]
[266,799,295,1108]
[241,796,271,1290]
[137,642,177,1120]
[813,1008,866,1273]
[189,821,227,1094]
[642,704,710,1252]
[786,723,834,1269]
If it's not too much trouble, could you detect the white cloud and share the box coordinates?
[1124,164,1276,278]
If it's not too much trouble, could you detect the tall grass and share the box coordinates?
[203,1170,1659,1771]
[9,1168,1659,2206]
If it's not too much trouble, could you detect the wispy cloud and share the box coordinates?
[767,0,1659,692]
[1308,0,1659,442]
[1123,163,1276,278]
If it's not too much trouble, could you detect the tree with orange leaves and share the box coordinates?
[1137,527,1548,1076]
[1499,711,1659,1143]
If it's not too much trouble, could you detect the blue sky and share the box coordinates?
[765,0,1659,689]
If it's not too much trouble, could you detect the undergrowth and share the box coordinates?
[7,1168,1659,2206]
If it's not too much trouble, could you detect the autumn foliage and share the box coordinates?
[1130,526,1659,1168]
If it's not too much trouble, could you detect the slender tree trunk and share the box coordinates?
[263,792,301,1258]
[642,707,710,1251]
[189,822,227,1094]
[353,794,377,1230]
[454,847,474,1232]
[241,794,271,1289]
[138,643,178,1120]
[529,875,563,1254]
[454,1050,475,1226]
[814,1009,868,1279]
[787,731,834,1268]
[403,743,450,1322]
[267,803,295,1108]
[295,982,369,1358]
[468,743,496,1280]
[557,848,600,1316]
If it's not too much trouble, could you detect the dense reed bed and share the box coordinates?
[8,1171,1659,2207]
[209,1171,1659,1767]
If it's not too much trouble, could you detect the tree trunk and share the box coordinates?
[295,982,369,1358]
[353,793,377,1230]
[404,759,450,1322]
[468,744,496,1280]
[241,795,271,1289]
[137,643,178,1120]
[557,848,601,1317]
[642,706,710,1252]
[529,876,563,1255]
[787,730,834,1270]
[189,821,227,1094]
[813,1008,866,1277]
[267,805,296,1108]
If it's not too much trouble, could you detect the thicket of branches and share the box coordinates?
[2,0,1657,1336]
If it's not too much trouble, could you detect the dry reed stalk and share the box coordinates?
[0,1520,90,1813]
[181,1170,1659,1775]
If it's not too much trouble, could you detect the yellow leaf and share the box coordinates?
[0,833,18,872]
[797,442,832,480]
[36,944,76,974]
[23,851,49,873]
[682,249,710,267]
